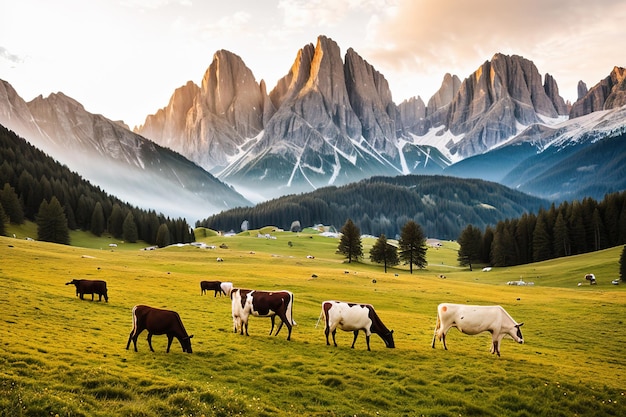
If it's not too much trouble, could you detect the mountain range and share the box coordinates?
[1,34,625,223]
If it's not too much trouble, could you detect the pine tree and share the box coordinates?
[155,223,170,248]
[90,202,105,237]
[109,204,124,238]
[553,212,571,258]
[123,212,139,243]
[457,224,482,271]
[532,213,552,262]
[338,219,363,263]
[0,183,24,224]
[369,233,399,273]
[398,220,427,273]
[36,197,70,245]
[0,203,7,236]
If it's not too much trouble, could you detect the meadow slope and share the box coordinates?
[0,229,624,417]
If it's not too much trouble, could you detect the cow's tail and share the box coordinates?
[287,292,296,326]
[129,305,139,336]
[315,310,324,328]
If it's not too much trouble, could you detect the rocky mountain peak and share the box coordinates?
[570,66,626,118]
[444,53,565,157]
[200,49,264,137]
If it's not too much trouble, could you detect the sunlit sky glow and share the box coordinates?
[1,0,624,128]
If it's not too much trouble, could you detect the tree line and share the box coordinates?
[0,125,194,246]
[197,175,547,240]
[457,191,626,268]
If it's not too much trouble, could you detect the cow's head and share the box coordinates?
[65,279,79,286]
[514,323,524,344]
[383,330,395,348]
[182,335,194,353]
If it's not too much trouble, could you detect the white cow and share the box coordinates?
[431,303,524,356]
[220,281,233,296]
[230,288,252,334]
[321,300,395,351]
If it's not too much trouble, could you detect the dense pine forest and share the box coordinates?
[197,175,548,240]
[0,125,194,245]
[458,191,626,267]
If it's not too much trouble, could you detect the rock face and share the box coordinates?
[220,36,405,194]
[0,80,251,221]
[444,54,566,158]
[136,50,267,171]
[570,66,626,118]
[544,73,569,115]
[135,43,576,197]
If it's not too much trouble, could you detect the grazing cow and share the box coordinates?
[321,301,395,351]
[65,279,108,302]
[230,288,253,334]
[126,305,193,353]
[232,289,295,340]
[220,281,233,296]
[200,280,226,296]
[431,303,524,356]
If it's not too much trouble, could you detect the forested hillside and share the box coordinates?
[459,191,626,267]
[0,125,194,245]
[197,175,548,240]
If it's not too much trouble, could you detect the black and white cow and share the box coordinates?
[431,303,524,356]
[126,305,193,353]
[65,279,108,302]
[231,289,295,340]
[321,300,395,351]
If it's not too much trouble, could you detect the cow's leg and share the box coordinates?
[166,335,174,353]
[79,293,84,300]
[126,331,136,351]
[351,330,359,348]
[285,322,292,341]
[441,332,448,350]
[269,316,276,335]
[276,314,292,340]
[127,327,143,352]
[324,326,331,345]
[274,321,284,336]
[147,333,155,352]
[331,329,338,347]
[365,334,371,351]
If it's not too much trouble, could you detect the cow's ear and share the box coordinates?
[517,323,524,327]
[189,335,194,339]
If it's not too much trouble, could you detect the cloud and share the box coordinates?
[200,11,253,38]
[0,47,24,64]
[277,0,395,29]
[120,0,192,9]
[362,0,626,100]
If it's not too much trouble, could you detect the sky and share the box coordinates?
[1,0,625,129]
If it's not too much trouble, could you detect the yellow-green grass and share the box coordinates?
[0,227,624,417]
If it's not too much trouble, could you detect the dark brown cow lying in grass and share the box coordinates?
[126,305,193,353]
[65,279,108,302]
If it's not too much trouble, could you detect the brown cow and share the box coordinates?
[125,305,193,353]
[65,279,108,302]
[200,280,225,296]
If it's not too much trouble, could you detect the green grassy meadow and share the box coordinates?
[1,226,625,417]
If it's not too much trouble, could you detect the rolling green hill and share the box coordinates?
[1,229,624,417]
